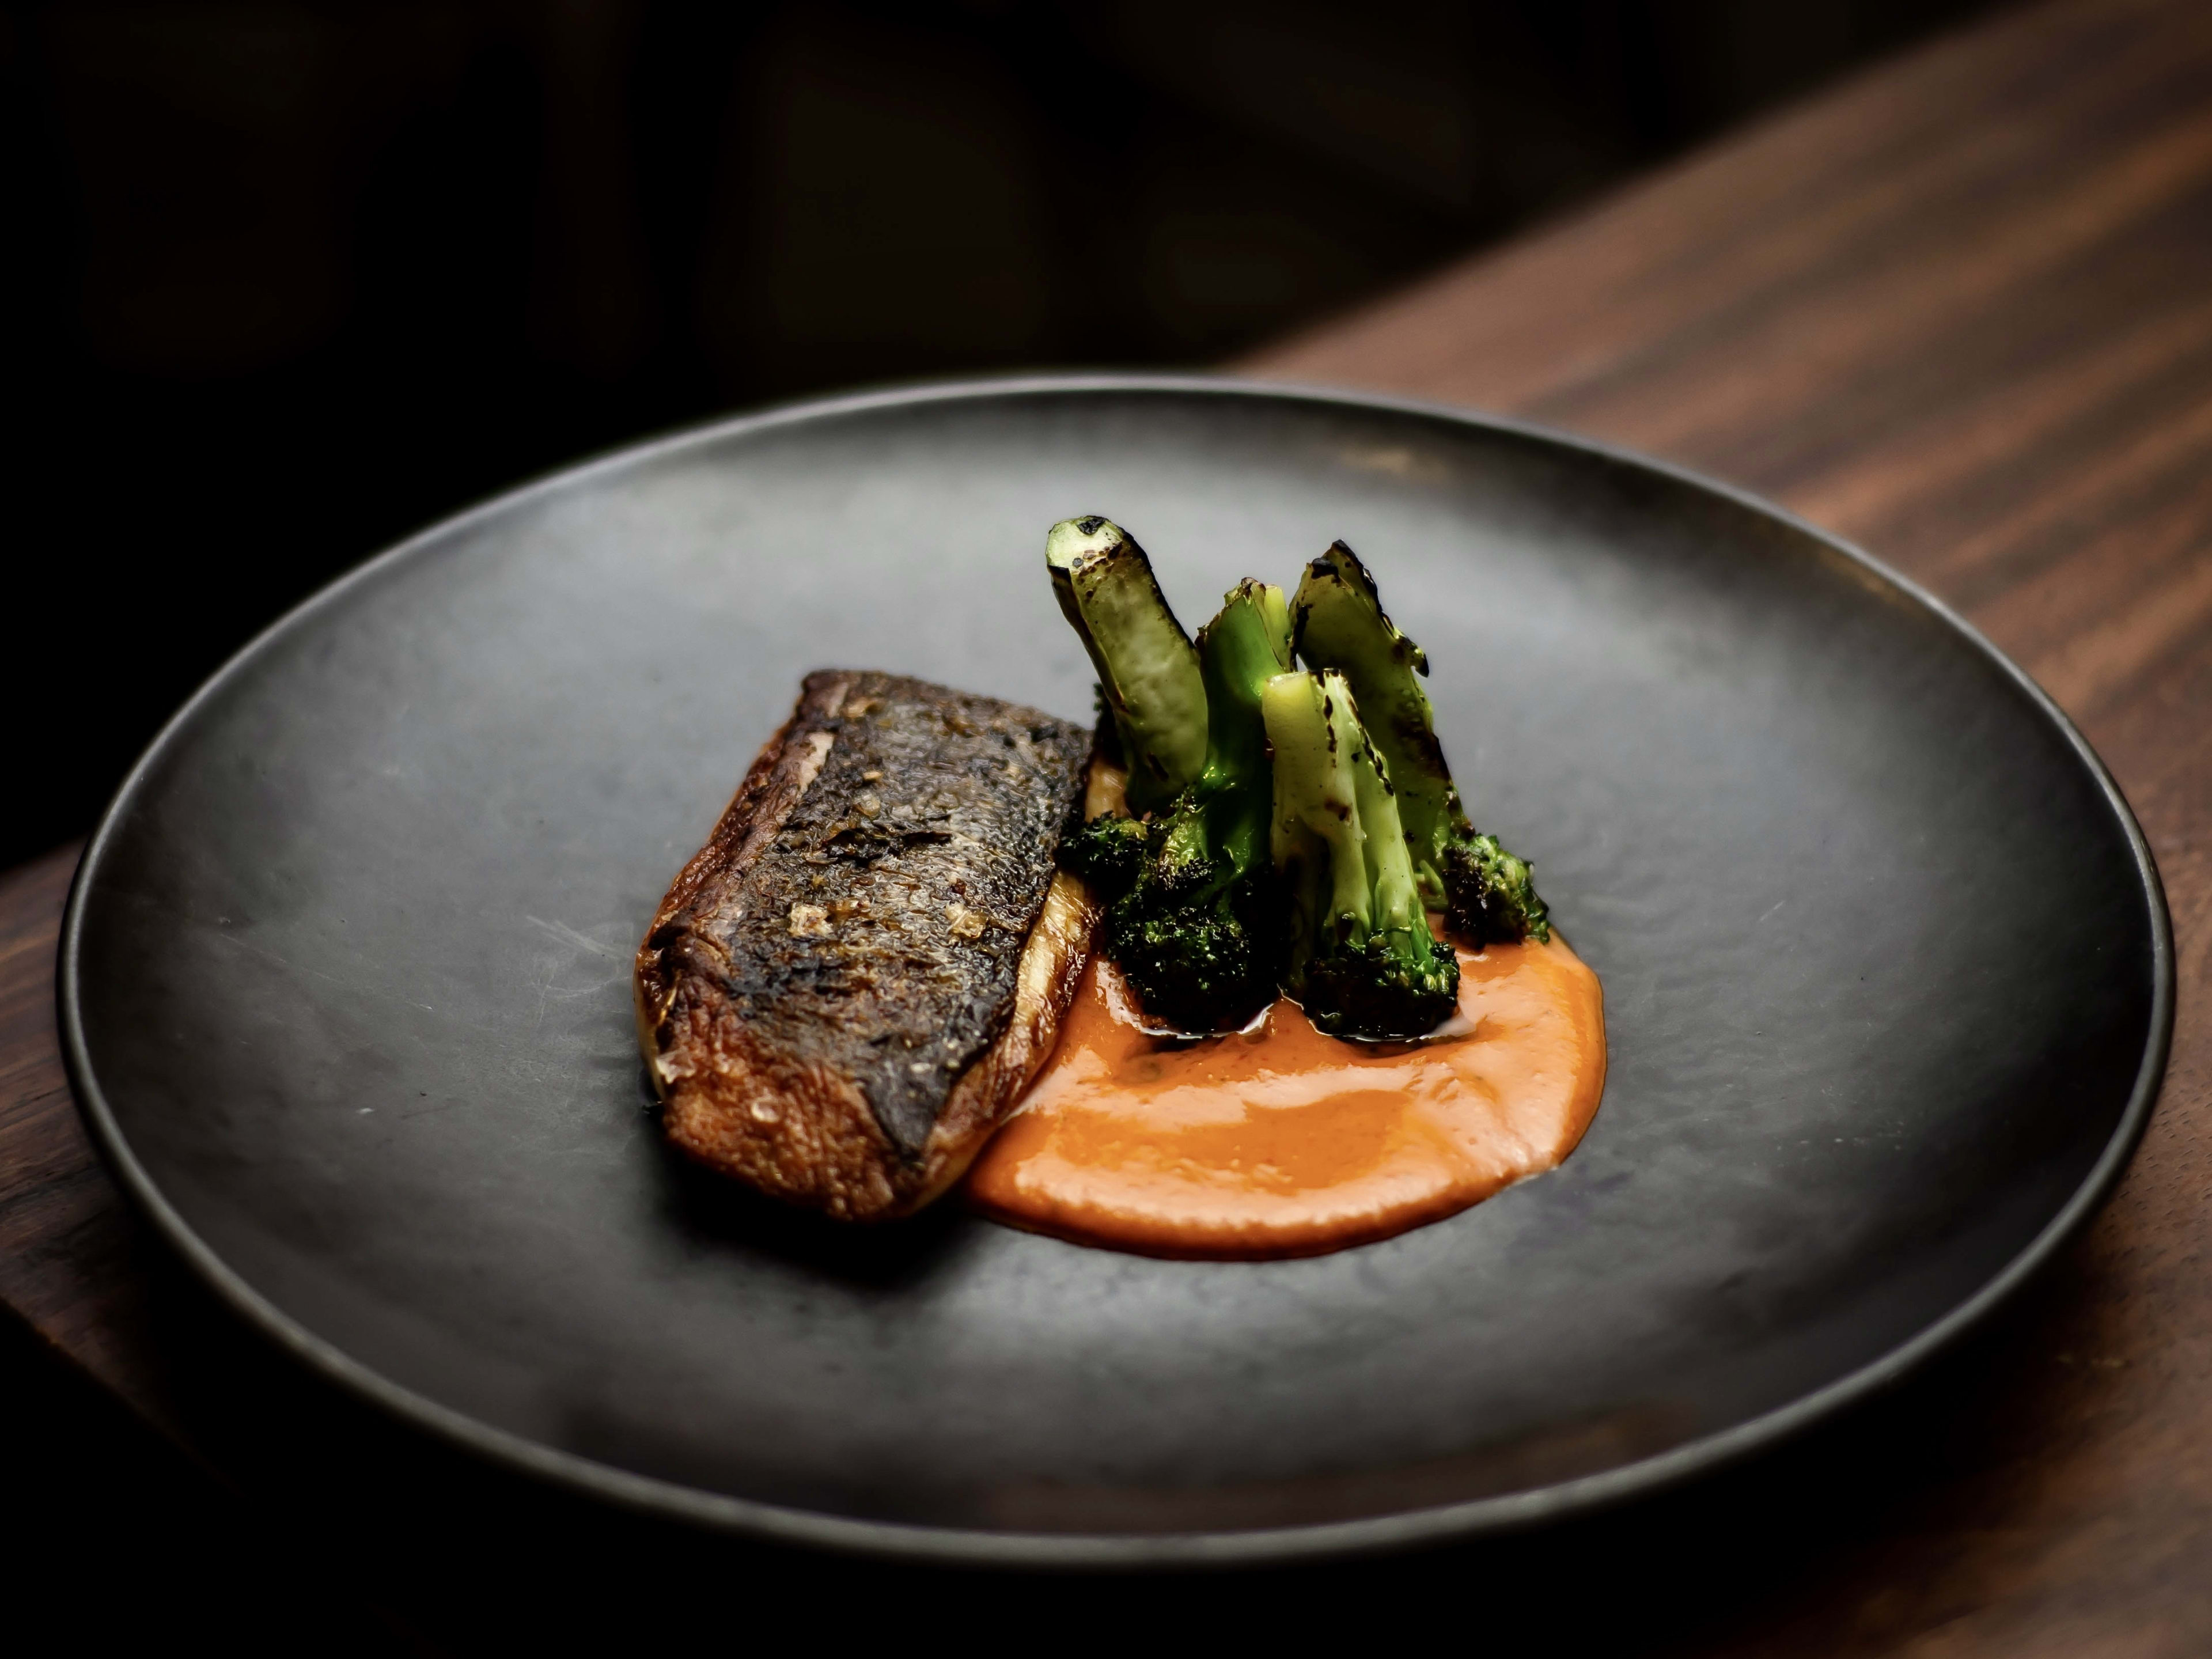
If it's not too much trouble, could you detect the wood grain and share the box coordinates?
[5,0,2210,1647]
[1252,0,2212,1649]
[0,843,177,1427]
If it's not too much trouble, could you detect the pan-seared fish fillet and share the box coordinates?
[634,670,1104,1219]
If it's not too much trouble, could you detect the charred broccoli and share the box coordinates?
[1065,575,1292,1032]
[1046,514,1291,1030]
[1046,516,1206,815]
[1047,517,1529,1041]
[1262,669,1460,1039]
[1291,541,1550,944]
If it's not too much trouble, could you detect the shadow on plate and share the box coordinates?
[645,1085,975,1290]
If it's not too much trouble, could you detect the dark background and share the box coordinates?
[2,0,2005,872]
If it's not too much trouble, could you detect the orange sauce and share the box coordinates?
[965,934,1607,1258]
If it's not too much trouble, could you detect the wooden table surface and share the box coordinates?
[7,0,2210,1647]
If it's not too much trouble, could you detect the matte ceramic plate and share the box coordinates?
[62,377,2171,1566]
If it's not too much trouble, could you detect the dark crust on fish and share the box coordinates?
[634,670,1099,1219]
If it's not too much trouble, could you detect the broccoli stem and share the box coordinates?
[1047,517,1206,815]
[1192,577,1293,865]
[1262,670,1460,1038]
[1252,581,1294,671]
[1070,580,1293,1033]
[1262,668,1370,971]
[1349,719,1428,941]
[1292,541,1550,944]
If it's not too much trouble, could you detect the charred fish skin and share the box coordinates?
[635,671,1097,1219]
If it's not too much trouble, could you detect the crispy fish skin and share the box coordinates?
[634,670,1100,1219]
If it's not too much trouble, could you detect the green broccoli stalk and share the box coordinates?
[1291,541,1550,944]
[1262,669,1460,1039]
[1046,516,1207,815]
[1061,580,1291,1033]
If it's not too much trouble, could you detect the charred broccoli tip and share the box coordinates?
[1046,516,1206,814]
[1292,539,1549,944]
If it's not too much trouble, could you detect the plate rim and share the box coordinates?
[56,371,2177,1569]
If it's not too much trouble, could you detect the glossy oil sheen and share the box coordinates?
[967,940,1605,1258]
[60,378,2169,1559]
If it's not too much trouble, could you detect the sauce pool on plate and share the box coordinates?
[965,934,1607,1258]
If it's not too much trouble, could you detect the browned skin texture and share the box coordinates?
[634,671,1098,1219]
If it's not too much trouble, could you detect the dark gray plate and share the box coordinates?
[62,377,2171,1567]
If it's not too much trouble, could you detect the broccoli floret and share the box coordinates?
[1443,834,1549,948]
[1060,812,1149,896]
[1047,516,1206,815]
[1088,579,1292,1032]
[1099,842,1282,1035]
[1292,541,1550,944]
[1262,669,1460,1040]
